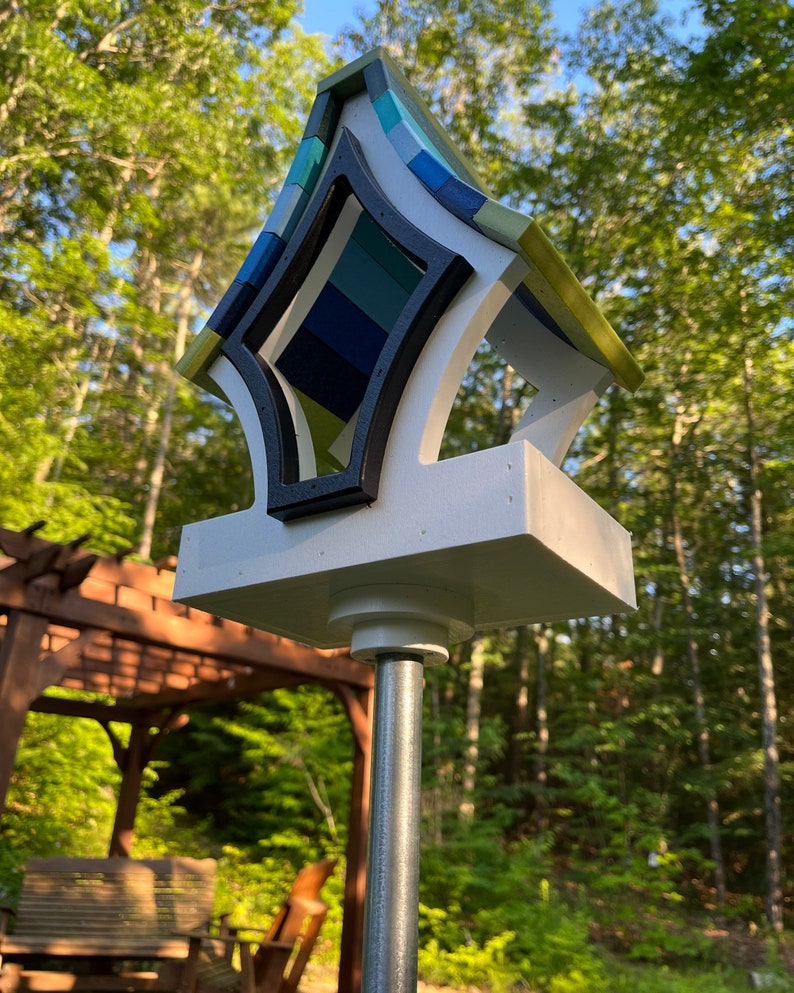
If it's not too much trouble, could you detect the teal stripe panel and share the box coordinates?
[285,136,329,192]
[350,212,424,293]
[329,238,410,332]
[372,90,437,159]
[372,88,412,132]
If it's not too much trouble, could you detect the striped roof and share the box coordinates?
[178,48,643,395]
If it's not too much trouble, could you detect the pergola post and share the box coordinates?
[336,684,373,993]
[108,723,153,858]
[0,610,50,814]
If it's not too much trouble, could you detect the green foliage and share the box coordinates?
[2,0,794,989]
[150,686,352,859]
[418,928,521,993]
[607,960,746,993]
[419,836,609,992]
[0,712,122,902]
[3,713,121,853]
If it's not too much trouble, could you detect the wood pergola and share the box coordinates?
[0,523,373,993]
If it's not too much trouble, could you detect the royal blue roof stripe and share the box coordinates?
[237,230,285,287]
[435,175,488,225]
[408,148,454,193]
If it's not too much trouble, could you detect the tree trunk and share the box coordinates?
[459,635,485,824]
[508,625,531,788]
[669,397,727,905]
[428,668,444,845]
[670,501,727,904]
[743,351,783,931]
[534,625,549,835]
[139,249,203,560]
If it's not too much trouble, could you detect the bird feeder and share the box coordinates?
[174,48,643,993]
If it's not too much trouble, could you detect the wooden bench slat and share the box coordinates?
[1,969,170,992]
[1,938,192,958]
[0,857,218,993]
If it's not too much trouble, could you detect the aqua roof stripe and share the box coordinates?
[285,136,329,192]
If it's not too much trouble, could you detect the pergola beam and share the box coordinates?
[0,526,373,993]
[0,572,371,688]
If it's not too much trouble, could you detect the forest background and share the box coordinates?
[1,1,793,991]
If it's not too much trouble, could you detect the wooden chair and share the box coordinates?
[188,858,338,993]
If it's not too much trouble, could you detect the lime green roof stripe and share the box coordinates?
[176,326,222,382]
[520,223,644,393]
[473,200,644,392]
[175,326,229,400]
[471,198,534,248]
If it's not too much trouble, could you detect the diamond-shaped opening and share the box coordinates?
[257,194,426,480]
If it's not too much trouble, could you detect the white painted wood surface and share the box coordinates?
[174,89,637,648]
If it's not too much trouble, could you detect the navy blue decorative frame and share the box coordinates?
[221,129,473,521]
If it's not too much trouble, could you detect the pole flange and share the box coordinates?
[328,584,474,665]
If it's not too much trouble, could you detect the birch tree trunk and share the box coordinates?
[138,249,204,560]
[460,635,485,824]
[509,625,531,789]
[534,625,549,835]
[743,351,783,931]
[669,390,727,905]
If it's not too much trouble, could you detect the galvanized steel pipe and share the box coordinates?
[361,652,425,993]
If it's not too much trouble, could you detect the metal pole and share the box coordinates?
[362,652,425,993]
